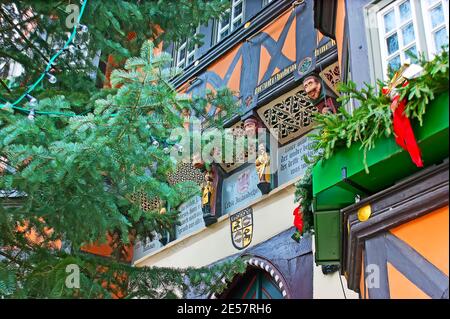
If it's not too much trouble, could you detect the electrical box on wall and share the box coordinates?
[313,210,341,265]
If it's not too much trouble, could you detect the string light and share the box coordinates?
[0,0,180,149]
[46,73,57,84]
[26,94,38,107]
[27,109,35,121]
[0,0,89,112]
[78,24,89,33]
[174,144,183,152]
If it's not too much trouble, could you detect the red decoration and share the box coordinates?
[293,205,304,234]
[127,31,137,41]
[382,82,423,168]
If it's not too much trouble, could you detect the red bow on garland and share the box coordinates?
[382,64,424,168]
[293,205,303,234]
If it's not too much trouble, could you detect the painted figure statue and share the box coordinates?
[202,170,217,226]
[255,143,271,194]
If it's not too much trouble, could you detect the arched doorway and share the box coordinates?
[222,267,284,299]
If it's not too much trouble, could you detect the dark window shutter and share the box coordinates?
[314,0,338,39]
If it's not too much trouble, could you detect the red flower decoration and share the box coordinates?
[293,205,303,234]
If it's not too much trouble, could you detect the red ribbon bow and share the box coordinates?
[383,82,423,168]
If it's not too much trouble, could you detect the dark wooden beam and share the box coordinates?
[341,159,449,292]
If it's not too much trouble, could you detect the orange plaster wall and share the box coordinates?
[184,8,297,97]
[387,262,430,299]
[335,0,346,71]
[360,207,448,299]
[16,219,62,250]
[81,233,134,263]
[387,206,449,298]
[390,206,449,276]
[208,44,242,92]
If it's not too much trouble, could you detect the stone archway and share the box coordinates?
[210,256,291,299]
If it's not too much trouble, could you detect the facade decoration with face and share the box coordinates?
[302,73,338,115]
[303,73,324,103]
[243,117,258,137]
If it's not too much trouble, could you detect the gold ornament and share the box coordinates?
[357,205,372,222]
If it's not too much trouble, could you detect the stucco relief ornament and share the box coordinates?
[255,143,271,195]
[382,63,425,168]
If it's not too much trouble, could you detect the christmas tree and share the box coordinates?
[0,1,246,298]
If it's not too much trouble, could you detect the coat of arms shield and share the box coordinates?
[230,208,253,250]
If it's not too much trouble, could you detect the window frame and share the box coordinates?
[216,0,246,43]
[420,0,450,58]
[174,29,199,70]
[376,0,423,77]
[365,0,448,82]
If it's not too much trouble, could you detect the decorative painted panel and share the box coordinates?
[222,165,261,215]
[257,85,317,145]
[319,61,341,97]
[219,120,257,173]
[277,135,315,185]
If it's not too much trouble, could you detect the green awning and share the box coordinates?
[312,92,449,211]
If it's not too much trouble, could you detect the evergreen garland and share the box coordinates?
[293,47,449,238]
[310,47,449,172]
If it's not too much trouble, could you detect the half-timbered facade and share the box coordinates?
[133,0,449,300]
[133,0,357,299]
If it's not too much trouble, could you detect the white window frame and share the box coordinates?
[217,0,246,42]
[421,0,449,58]
[365,0,449,82]
[175,32,198,69]
[262,0,274,6]
[377,0,423,77]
